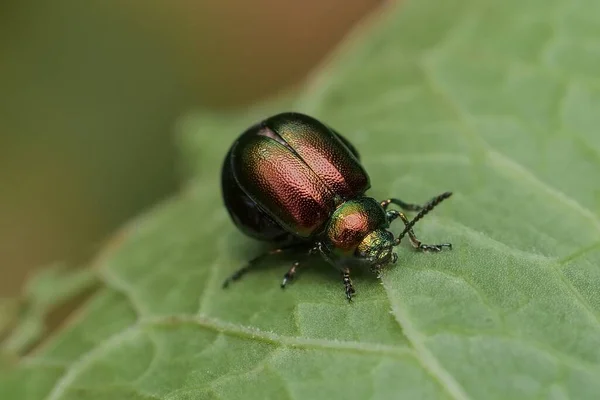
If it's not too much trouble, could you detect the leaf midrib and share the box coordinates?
[42,310,414,400]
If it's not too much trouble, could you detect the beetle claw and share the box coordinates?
[346,287,355,302]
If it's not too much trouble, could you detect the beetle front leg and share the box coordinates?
[311,243,356,301]
[342,268,355,301]
[380,198,423,212]
[387,210,452,252]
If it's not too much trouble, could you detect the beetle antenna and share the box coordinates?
[394,192,452,245]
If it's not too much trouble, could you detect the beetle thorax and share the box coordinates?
[324,197,389,256]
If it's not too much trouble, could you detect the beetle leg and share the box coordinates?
[310,241,337,265]
[386,209,401,222]
[222,245,304,288]
[342,268,356,302]
[395,212,452,252]
[281,261,300,288]
[309,242,323,255]
[311,243,356,301]
[380,198,423,212]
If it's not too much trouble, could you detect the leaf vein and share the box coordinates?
[141,314,414,360]
[419,58,600,334]
[486,149,600,234]
[428,330,600,372]
[383,281,472,400]
[558,240,600,265]
[45,325,141,400]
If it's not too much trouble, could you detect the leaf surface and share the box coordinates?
[4,0,600,399]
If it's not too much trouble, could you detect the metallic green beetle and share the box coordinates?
[221,112,452,301]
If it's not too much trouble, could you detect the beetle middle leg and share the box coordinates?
[380,198,423,212]
[222,244,306,288]
[281,261,300,288]
[386,210,452,252]
[310,242,356,301]
[342,268,356,302]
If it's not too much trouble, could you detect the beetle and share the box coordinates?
[221,112,452,301]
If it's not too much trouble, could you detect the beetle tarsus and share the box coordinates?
[281,261,300,288]
[394,212,453,252]
[342,269,355,302]
[418,243,453,252]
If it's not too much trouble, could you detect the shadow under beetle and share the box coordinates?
[221,112,452,301]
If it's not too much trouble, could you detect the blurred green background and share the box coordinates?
[0,0,380,297]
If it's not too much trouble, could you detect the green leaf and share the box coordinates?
[1,265,99,357]
[4,0,600,399]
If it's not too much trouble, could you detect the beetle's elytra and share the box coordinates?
[221,112,452,301]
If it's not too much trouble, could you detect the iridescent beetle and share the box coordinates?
[221,112,452,301]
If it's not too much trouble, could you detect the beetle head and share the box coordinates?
[355,228,397,276]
